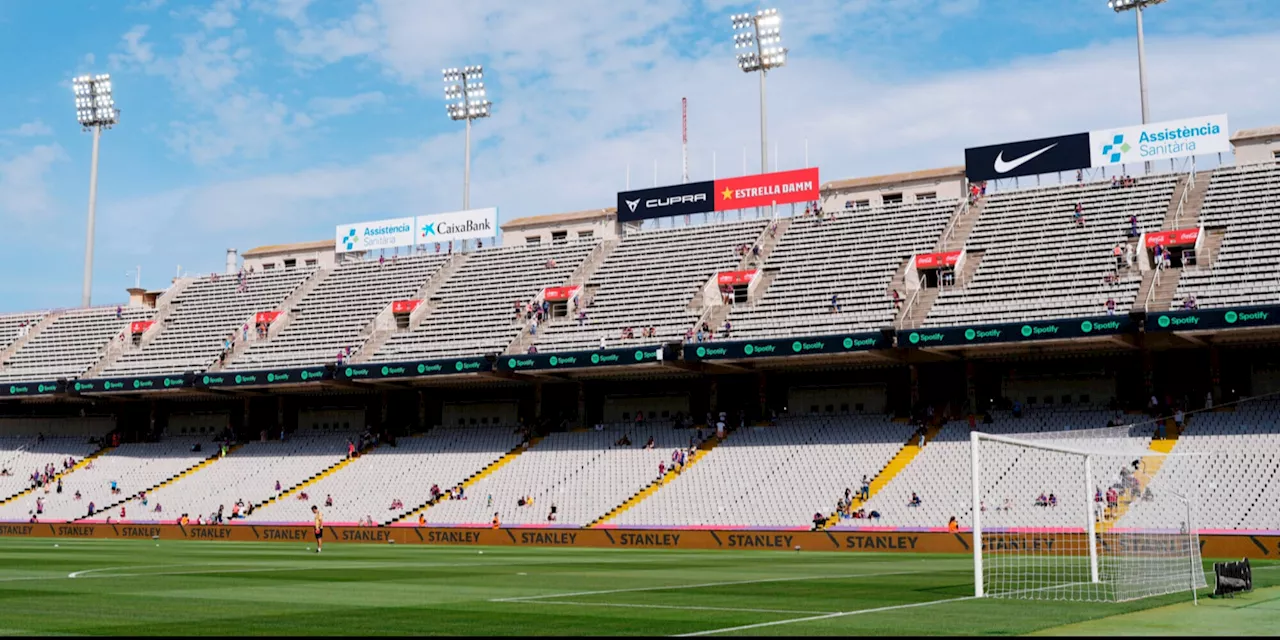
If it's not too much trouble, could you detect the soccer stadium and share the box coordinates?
[0,1,1278,636]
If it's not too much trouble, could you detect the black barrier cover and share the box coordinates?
[683,333,886,361]
[899,316,1132,348]
[616,181,715,222]
[500,346,672,371]
[73,375,186,393]
[1147,305,1280,332]
[0,380,61,397]
[964,132,1092,182]
[339,358,491,379]
[197,367,330,387]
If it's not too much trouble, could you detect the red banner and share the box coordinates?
[713,167,819,211]
[543,286,580,302]
[716,270,757,286]
[1145,227,1200,248]
[391,300,422,314]
[129,321,153,334]
[914,251,962,270]
[254,311,282,325]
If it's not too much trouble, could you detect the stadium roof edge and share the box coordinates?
[241,240,333,256]
[502,208,616,230]
[1231,125,1280,142]
[822,166,965,191]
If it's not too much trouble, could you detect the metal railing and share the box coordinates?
[895,274,927,330]
[1143,262,1163,314]
[937,198,970,251]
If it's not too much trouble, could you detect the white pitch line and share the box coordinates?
[491,568,930,602]
[530,601,836,615]
[672,596,977,637]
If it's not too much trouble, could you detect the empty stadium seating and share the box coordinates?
[924,176,1176,326]
[531,219,766,351]
[425,426,688,527]
[103,269,315,376]
[726,201,955,339]
[252,427,523,525]
[1,439,209,522]
[372,243,594,361]
[227,255,447,370]
[0,306,152,382]
[613,416,915,529]
[1173,164,1280,309]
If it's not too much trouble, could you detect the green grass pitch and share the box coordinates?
[0,538,1275,635]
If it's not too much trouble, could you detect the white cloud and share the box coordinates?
[200,0,242,30]
[308,91,385,118]
[3,120,53,137]
[0,145,67,221]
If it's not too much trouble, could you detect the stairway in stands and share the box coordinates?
[587,431,726,528]
[76,445,241,521]
[1097,417,1182,532]
[387,437,541,526]
[822,423,941,529]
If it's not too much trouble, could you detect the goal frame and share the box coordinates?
[970,429,1202,601]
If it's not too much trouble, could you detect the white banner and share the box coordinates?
[335,216,416,253]
[1090,114,1230,167]
[415,207,498,243]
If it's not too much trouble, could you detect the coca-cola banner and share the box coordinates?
[391,300,422,314]
[716,270,757,286]
[129,321,154,334]
[254,311,281,325]
[714,167,819,211]
[914,251,962,270]
[543,286,581,302]
[1145,227,1200,248]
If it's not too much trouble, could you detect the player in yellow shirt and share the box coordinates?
[311,505,324,553]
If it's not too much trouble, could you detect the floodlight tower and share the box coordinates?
[443,65,492,210]
[73,74,119,308]
[1108,0,1166,127]
[732,8,787,175]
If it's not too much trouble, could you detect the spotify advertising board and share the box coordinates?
[500,346,672,371]
[899,316,1132,348]
[683,332,887,361]
[1147,304,1280,333]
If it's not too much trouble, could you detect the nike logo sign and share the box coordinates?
[625,199,640,213]
[993,143,1058,174]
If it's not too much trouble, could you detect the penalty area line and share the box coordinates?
[671,596,977,637]
[526,601,837,615]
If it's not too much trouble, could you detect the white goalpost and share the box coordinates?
[970,429,1206,603]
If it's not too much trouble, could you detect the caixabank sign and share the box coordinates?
[338,358,491,380]
[1147,304,1280,333]
[899,316,1132,348]
[499,346,672,372]
[683,332,886,361]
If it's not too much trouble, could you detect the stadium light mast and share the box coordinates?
[73,74,119,308]
[443,65,492,210]
[733,9,787,175]
[1109,0,1166,172]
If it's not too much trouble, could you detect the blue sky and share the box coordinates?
[0,0,1277,311]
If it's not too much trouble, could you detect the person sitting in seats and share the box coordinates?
[1036,493,1048,507]
[868,510,881,520]
[909,492,922,507]
[948,516,959,533]
[1048,493,1058,508]
[547,504,557,522]
[812,512,826,531]
[615,434,632,447]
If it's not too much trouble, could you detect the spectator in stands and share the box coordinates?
[892,289,902,310]
[115,305,122,319]
[1035,493,1048,507]
[909,492,921,507]
[1111,176,1119,189]
[1076,169,1083,184]
[325,494,334,507]
[347,440,356,459]
[860,475,871,501]
[1048,493,1057,508]
[830,294,840,313]
[547,504,557,522]
[1073,202,1084,226]
[1174,407,1185,430]
[948,516,959,533]
[577,310,587,326]
[1106,298,1116,316]
[1205,391,1214,411]
[812,512,826,531]
[1183,295,1198,310]
[868,510,881,520]
[1113,244,1124,270]
[1129,214,1139,238]
[599,334,607,350]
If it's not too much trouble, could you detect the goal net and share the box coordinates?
[971,427,1206,602]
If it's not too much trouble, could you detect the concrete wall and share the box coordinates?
[822,176,964,212]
